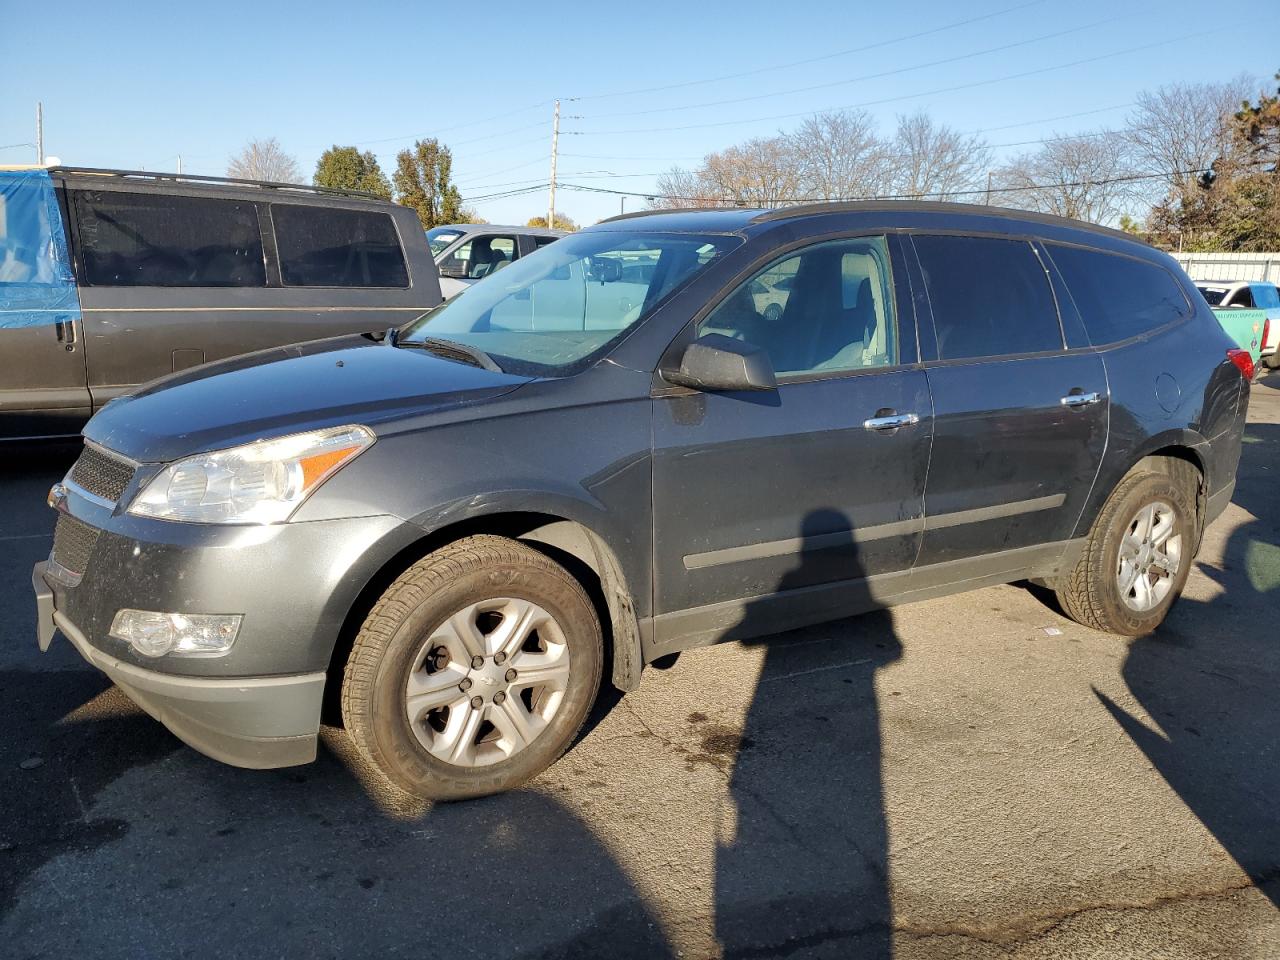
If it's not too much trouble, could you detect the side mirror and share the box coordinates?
[664,333,777,393]
[438,261,468,279]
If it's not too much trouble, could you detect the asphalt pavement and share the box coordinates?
[2,376,1277,959]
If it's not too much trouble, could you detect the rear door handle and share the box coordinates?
[1060,391,1101,408]
[863,412,920,431]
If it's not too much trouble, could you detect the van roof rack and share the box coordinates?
[46,166,383,201]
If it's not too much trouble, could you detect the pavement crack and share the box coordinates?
[896,867,1280,949]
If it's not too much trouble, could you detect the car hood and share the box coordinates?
[84,335,534,462]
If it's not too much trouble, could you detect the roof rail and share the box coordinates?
[46,166,383,201]
[597,206,756,224]
[748,199,1135,241]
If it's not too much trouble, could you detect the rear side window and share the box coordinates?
[912,235,1062,360]
[272,204,408,288]
[1048,244,1189,345]
[534,236,559,249]
[72,191,265,287]
[1226,286,1254,308]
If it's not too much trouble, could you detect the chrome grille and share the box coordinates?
[69,444,135,504]
[51,514,100,577]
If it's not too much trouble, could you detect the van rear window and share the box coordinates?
[271,205,408,288]
[72,191,266,287]
[1048,244,1190,345]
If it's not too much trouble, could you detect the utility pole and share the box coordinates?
[35,101,44,165]
[177,154,183,175]
[548,99,560,230]
[620,196,626,217]
[984,170,992,206]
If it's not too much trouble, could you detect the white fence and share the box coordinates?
[1172,252,1280,283]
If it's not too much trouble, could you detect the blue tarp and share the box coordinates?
[0,169,80,328]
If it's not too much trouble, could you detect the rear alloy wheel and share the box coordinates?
[1056,468,1197,636]
[1114,501,1183,614]
[341,535,602,800]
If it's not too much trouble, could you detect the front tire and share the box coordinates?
[1056,469,1198,636]
[340,535,602,800]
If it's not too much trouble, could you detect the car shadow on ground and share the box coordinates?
[1096,420,1280,908]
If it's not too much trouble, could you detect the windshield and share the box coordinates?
[427,227,465,258]
[401,230,740,376]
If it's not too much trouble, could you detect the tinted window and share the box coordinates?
[913,235,1061,360]
[73,191,265,287]
[1049,244,1190,345]
[1198,285,1228,306]
[272,204,407,287]
[700,236,897,377]
[1225,286,1254,308]
[534,235,559,249]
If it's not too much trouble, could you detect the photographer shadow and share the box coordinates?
[714,508,902,957]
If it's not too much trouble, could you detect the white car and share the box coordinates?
[427,224,566,300]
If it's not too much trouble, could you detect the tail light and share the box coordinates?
[1227,348,1254,381]
[1263,318,1271,351]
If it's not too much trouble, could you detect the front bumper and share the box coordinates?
[35,561,325,767]
[32,482,422,769]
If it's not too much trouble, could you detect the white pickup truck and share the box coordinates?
[427,224,566,300]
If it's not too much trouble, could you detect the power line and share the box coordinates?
[572,0,1049,102]
[296,2,1048,156]
[309,101,555,151]
[558,167,1210,205]
[575,31,1210,137]
[577,13,1133,121]
[551,105,1136,167]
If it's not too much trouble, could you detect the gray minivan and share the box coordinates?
[0,167,441,439]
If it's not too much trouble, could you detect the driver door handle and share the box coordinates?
[864,412,920,431]
[1060,391,1101,408]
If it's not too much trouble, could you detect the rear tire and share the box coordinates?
[1056,468,1198,636]
[340,535,603,800]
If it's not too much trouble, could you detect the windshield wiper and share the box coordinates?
[409,336,503,373]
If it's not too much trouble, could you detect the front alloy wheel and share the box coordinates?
[405,598,571,767]
[341,535,603,800]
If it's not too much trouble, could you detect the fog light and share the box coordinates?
[109,609,242,658]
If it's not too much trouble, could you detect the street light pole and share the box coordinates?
[35,101,44,165]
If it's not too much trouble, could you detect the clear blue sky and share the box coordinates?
[2,0,1275,226]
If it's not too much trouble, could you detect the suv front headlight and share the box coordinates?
[128,425,375,524]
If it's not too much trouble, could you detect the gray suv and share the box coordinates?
[33,203,1249,799]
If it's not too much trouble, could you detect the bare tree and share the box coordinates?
[890,111,991,199]
[788,109,889,201]
[227,137,301,184]
[1126,76,1255,192]
[652,165,716,209]
[653,136,801,209]
[994,131,1136,224]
